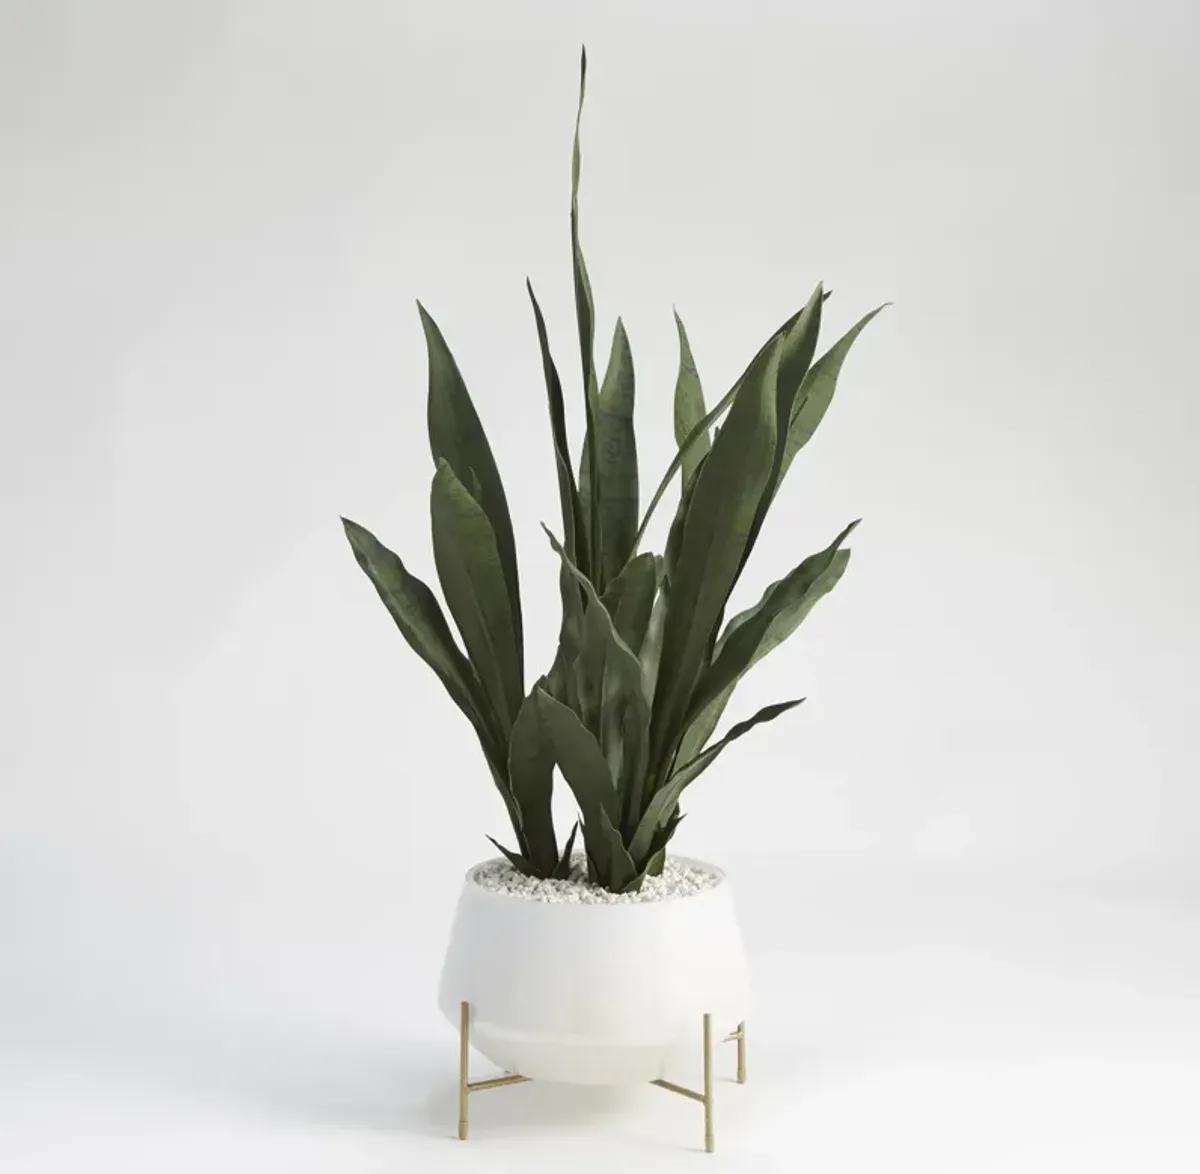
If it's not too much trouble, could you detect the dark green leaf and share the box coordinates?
[684,520,858,737]
[571,47,601,576]
[778,304,888,485]
[625,811,684,883]
[647,332,783,776]
[507,681,561,875]
[599,551,658,656]
[341,517,496,746]
[630,699,803,862]
[528,278,590,706]
[430,461,524,734]
[663,451,706,589]
[739,285,825,569]
[594,318,639,583]
[526,279,586,574]
[638,574,668,706]
[487,836,534,875]
[596,806,637,890]
[542,526,650,823]
[534,686,620,826]
[679,546,850,763]
[344,517,529,851]
[672,310,709,489]
[631,305,805,557]
[553,822,580,879]
[419,302,523,669]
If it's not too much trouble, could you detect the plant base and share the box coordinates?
[456,1001,746,1152]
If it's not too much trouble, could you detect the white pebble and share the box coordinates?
[472,856,720,904]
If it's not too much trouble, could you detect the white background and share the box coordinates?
[3,1,1198,1170]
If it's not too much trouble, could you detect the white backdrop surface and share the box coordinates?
[2,2,1198,1170]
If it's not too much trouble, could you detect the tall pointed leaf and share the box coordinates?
[594,317,639,584]
[631,305,805,557]
[571,46,601,575]
[663,451,706,589]
[543,526,650,822]
[487,836,533,874]
[534,687,620,825]
[534,687,637,890]
[684,520,858,734]
[342,517,525,838]
[526,279,586,571]
[648,332,783,776]
[430,461,524,734]
[628,811,684,883]
[738,285,825,568]
[597,806,638,890]
[639,572,668,706]
[419,302,523,668]
[777,305,888,486]
[599,551,657,656]
[629,699,803,863]
[528,278,590,706]
[341,517,492,742]
[507,681,561,874]
[672,310,709,489]
[679,547,851,764]
[553,822,580,879]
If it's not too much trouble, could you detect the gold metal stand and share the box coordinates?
[457,1001,746,1152]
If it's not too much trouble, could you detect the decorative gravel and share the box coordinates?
[472,856,720,904]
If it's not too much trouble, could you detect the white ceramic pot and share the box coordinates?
[437,856,752,1085]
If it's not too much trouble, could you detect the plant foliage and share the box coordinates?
[342,49,884,892]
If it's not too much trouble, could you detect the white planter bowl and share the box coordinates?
[437,856,752,1085]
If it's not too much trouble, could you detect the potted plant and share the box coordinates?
[341,49,883,1151]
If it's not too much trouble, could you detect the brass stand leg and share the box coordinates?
[456,999,531,1140]
[458,1001,470,1140]
[736,1021,746,1083]
[702,1012,714,1153]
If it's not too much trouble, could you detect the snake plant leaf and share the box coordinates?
[648,332,783,777]
[527,279,586,569]
[629,811,684,882]
[777,304,888,486]
[668,697,804,797]
[430,460,524,734]
[630,304,807,558]
[630,698,803,863]
[672,310,709,490]
[571,47,602,575]
[593,317,639,584]
[684,519,859,736]
[597,805,638,890]
[552,822,580,879]
[776,285,825,431]
[638,570,668,705]
[343,517,532,853]
[341,517,497,746]
[507,681,562,874]
[543,526,650,818]
[679,547,851,764]
[546,572,586,712]
[487,835,533,874]
[663,450,707,589]
[534,686,620,825]
[738,285,825,569]
[528,277,590,708]
[571,46,597,409]
[599,551,658,656]
[419,302,523,668]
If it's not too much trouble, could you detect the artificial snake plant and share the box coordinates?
[342,49,885,893]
